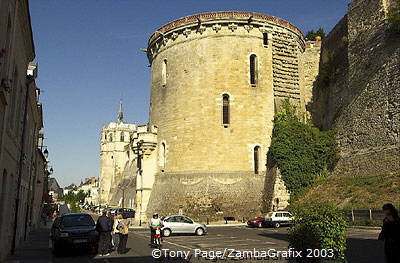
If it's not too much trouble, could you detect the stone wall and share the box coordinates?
[311,0,400,177]
[262,166,290,213]
[310,16,349,130]
[146,172,266,221]
[299,41,321,116]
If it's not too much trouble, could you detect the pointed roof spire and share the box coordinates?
[118,100,124,122]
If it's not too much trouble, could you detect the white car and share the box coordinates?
[161,215,207,236]
[264,211,293,228]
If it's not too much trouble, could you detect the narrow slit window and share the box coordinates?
[120,132,124,142]
[254,146,260,174]
[109,134,113,142]
[162,59,167,86]
[222,94,230,125]
[161,142,166,171]
[263,33,268,46]
[250,54,258,86]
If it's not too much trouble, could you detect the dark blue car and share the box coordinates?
[50,213,99,255]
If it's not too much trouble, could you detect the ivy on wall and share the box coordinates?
[389,0,400,33]
[268,100,338,201]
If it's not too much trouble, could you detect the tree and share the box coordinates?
[305,28,326,41]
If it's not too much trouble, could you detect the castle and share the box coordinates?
[99,1,399,222]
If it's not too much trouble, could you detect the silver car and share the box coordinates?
[161,215,207,236]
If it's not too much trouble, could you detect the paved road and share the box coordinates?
[6,225,384,263]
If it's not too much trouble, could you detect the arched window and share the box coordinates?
[254,146,260,174]
[222,94,230,126]
[109,134,113,142]
[250,54,258,86]
[162,59,167,86]
[160,142,166,171]
[263,33,269,46]
[120,132,124,142]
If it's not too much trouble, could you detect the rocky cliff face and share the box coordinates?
[311,0,400,176]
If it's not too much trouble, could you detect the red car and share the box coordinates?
[247,217,266,228]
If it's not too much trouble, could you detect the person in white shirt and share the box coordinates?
[112,213,123,252]
[149,213,161,245]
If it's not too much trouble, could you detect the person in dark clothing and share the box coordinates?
[107,211,115,251]
[378,203,400,263]
[96,210,112,256]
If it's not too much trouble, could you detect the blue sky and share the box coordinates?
[30,0,351,187]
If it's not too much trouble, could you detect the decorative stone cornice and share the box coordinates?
[244,24,254,32]
[228,23,238,32]
[212,24,222,33]
[148,11,304,47]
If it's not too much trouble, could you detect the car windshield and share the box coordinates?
[61,215,94,227]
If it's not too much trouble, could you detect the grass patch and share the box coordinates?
[294,172,400,210]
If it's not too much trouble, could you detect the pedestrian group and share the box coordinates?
[96,210,130,257]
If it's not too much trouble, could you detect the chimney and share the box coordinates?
[85,178,89,184]
[91,177,95,184]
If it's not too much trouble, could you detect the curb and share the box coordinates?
[348,226,381,230]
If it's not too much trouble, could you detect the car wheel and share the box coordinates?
[258,222,263,228]
[163,228,171,237]
[274,222,280,228]
[195,228,204,236]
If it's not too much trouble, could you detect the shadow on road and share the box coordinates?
[257,231,289,242]
[346,238,384,263]
[256,231,385,263]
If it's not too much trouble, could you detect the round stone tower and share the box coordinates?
[146,11,305,219]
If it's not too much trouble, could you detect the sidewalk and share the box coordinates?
[5,223,52,263]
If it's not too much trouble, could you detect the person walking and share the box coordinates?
[378,203,400,263]
[107,210,115,251]
[96,210,112,256]
[118,215,130,254]
[113,213,123,253]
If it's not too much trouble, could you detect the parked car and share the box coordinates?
[114,208,135,219]
[247,217,267,228]
[161,215,207,237]
[50,213,99,255]
[264,211,293,228]
[109,207,118,215]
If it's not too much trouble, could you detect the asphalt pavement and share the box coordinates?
[5,224,384,263]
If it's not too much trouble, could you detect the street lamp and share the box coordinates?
[43,148,49,159]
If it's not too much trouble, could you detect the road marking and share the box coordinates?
[162,239,196,250]
[131,232,196,250]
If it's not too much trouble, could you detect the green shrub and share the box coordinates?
[305,28,326,41]
[289,202,347,262]
[269,100,338,200]
[69,202,80,213]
